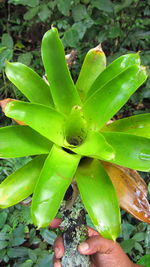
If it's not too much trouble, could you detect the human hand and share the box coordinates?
[51,220,143,267]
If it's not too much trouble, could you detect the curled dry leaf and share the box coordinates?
[65,50,77,68]
[116,165,148,196]
[101,161,150,224]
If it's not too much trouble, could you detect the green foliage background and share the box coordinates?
[0,0,150,266]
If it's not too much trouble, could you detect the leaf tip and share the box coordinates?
[0,98,14,113]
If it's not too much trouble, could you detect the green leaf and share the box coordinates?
[91,0,114,12]
[114,0,135,13]
[40,229,57,245]
[121,222,135,240]
[57,0,72,16]
[7,247,29,258]
[71,131,115,161]
[2,33,14,49]
[35,254,53,267]
[0,249,6,260]
[72,19,94,40]
[23,6,39,20]
[11,224,26,246]
[84,65,148,130]
[132,232,146,242]
[31,145,80,228]
[0,48,13,71]
[9,0,39,7]
[0,232,10,241]
[5,62,54,107]
[5,101,65,146]
[72,4,88,22]
[137,255,150,267]
[8,205,32,227]
[86,214,96,230]
[102,132,150,171]
[134,242,143,254]
[17,52,33,66]
[76,44,106,100]
[41,27,82,115]
[0,125,52,158]
[120,239,136,253]
[0,155,46,208]
[28,249,37,262]
[108,25,121,38]
[0,211,8,229]
[19,260,33,267]
[0,241,8,249]
[87,53,141,99]
[38,5,50,22]
[76,159,121,240]
[102,113,150,138]
[62,28,80,48]
[25,0,39,7]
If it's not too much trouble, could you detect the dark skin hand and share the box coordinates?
[50,219,143,267]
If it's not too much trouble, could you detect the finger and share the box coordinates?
[90,254,98,266]
[87,226,99,237]
[54,236,65,259]
[49,218,62,228]
[89,262,96,267]
[53,255,62,267]
[78,235,117,255]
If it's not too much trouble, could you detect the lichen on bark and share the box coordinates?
[60,196,91,267]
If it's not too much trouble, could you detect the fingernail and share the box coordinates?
[55,247,62,258]
[54,262,61,267]
[78,242,89,252]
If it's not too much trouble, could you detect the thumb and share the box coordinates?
[78,235,118,255]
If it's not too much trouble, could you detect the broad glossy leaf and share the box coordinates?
[31,145,81,228]
[84,65,148,130]
[76,44,106,100]
[102,132,150,171]
[5,62,54,107]
[4,100,66,146]
[0,155,46,208]
[76,159,121,240]
[102,162,150,224]
[0,125,52,158]
[70,131,115,160]
[87,53,140,99]
[102,113,150,138]
[41,27,81,115]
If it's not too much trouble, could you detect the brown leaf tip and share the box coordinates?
[0,98,15,113]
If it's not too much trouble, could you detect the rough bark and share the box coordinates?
[61,197,91,267]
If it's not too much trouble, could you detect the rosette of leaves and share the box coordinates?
[0,27,150,244]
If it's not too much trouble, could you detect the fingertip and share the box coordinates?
[87,226,99,237]
[49,218,62,228]
[78,242,89,254]
[53,258,62,267]
[54,236,63,247]
[54,236,65,259]
[54,247,64,259]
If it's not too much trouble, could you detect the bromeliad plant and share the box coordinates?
[0,27,150,247]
